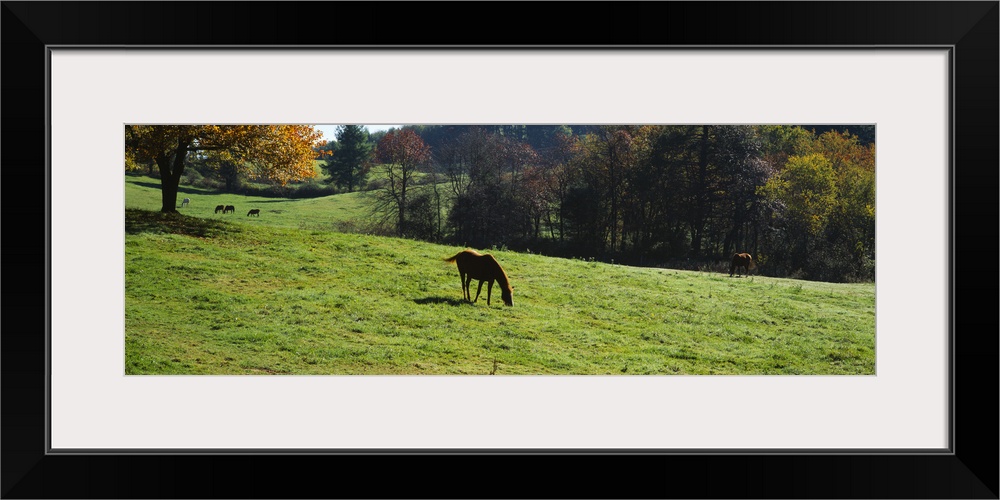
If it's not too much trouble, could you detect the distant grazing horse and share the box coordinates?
[215,205,225,214]
[224,205,235,214]
[247,209,260,217]
[180,198,190,207]
[729,252,754,277]
[444,249,513,306]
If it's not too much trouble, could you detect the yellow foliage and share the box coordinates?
[125,124,324,186]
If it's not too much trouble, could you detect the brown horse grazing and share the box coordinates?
[730,252,754,277]
[444,249,513,306]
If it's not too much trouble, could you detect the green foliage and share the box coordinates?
[756,125,815,160]
[322,125,373,192]
[757,130,875,281]
[764,153,838,236]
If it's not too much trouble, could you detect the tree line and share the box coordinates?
[125,124,875,283]
[327,124,875,283]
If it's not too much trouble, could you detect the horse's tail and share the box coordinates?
[443,252,463,264]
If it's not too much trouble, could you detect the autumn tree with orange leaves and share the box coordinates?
[125,125,324,212]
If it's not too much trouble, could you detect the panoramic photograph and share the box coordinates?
[124,124,876,375]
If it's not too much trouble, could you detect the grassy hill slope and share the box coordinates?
[125,200,875,375]
[126,174,375,232]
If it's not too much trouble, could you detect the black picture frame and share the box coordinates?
[3,1,997,498]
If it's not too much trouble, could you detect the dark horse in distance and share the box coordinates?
[729,252,755,277]
[444,249,513,306]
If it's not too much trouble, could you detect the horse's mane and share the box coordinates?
[444,249,484,262]
[488,254,513,293]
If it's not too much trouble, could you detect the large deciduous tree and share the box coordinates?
[760,152,838,278]
[373,129,431,236]
[125,125,323,212]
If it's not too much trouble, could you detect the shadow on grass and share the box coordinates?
[413,296,468,307]
[126,208,236,238]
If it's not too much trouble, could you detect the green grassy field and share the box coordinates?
[127,174,375,231]
[125,176,876,375]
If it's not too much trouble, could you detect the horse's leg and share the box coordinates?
[487,279,494,306]
[462,273,472,301]
[474,280,485,303]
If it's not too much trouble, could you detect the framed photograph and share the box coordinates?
[5,1,996,498]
